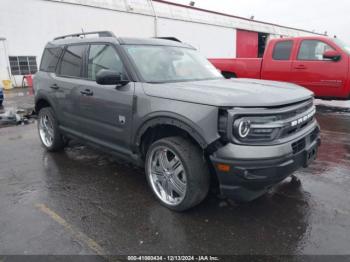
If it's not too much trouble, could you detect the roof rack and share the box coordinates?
[154,37,182,42]
[54,31,116,40]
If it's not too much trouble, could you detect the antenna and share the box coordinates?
[81,28,86,38]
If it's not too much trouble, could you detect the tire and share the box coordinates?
[145,136,210,211]
[222,71,237,79]
[37,107,66,152]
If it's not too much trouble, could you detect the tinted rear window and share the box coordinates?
[59,45,86,78]
[272,41,293,60]
[40,47,63,72]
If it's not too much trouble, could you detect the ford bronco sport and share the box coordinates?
[34,31,321,211]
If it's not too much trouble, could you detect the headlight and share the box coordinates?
[233,116,280,142]
[219,111,279,143]
[234,119,251,138]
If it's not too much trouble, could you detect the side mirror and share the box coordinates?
[96,69,129,86]
[323,50,341,61]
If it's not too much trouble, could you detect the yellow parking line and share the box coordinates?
[35,203,108,259]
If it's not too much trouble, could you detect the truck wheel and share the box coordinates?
[222,71,237,79]
[145,136,210,211]
[38,107,66,152]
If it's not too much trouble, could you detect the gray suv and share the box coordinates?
[34,31,320,211]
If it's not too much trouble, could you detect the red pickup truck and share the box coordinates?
[210,36,350,99]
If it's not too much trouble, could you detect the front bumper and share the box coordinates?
[210,123,321,202]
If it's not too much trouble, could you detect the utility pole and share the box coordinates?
[0,37,12,81]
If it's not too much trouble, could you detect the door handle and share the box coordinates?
[50,84,60,90]
[80,89,94,96]
[294,65,307,70]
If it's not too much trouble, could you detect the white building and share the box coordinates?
[0,0,320,86]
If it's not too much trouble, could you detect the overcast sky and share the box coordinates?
[168,0,350,40]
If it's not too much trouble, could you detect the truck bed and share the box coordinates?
[209,58,263,79]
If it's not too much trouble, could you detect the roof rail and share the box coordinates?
[54,31,116,40]
[154,37,182,42]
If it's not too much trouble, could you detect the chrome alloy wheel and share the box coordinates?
[39,113,54,147]
[148,146,187,206]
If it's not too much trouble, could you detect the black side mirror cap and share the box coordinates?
[96,69,129,86]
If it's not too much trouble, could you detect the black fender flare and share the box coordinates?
[134,114,209,150]
[34,93,55,114]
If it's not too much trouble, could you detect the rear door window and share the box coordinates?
[59,45,86,78]
[40,47,63,72]
[87,44,125,81]
[272,41,293,60]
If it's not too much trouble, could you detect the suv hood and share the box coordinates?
[142,78,313,107]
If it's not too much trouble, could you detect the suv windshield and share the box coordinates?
[124,45,222,83]
[332,38,350,54]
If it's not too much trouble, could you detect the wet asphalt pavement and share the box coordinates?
[0,89,350,259]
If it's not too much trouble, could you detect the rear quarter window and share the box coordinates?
[40,47,63,72]
[272,41,293,60]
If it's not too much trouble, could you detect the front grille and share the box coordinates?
[273,99,314,121]
[229,98,316,144]
[280,114,315,138]
[292,138,306,154]
[276,99,315,138]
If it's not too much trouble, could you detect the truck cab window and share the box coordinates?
[297,40,334,61]
[272,41,293,60]
[88,45,125,81]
